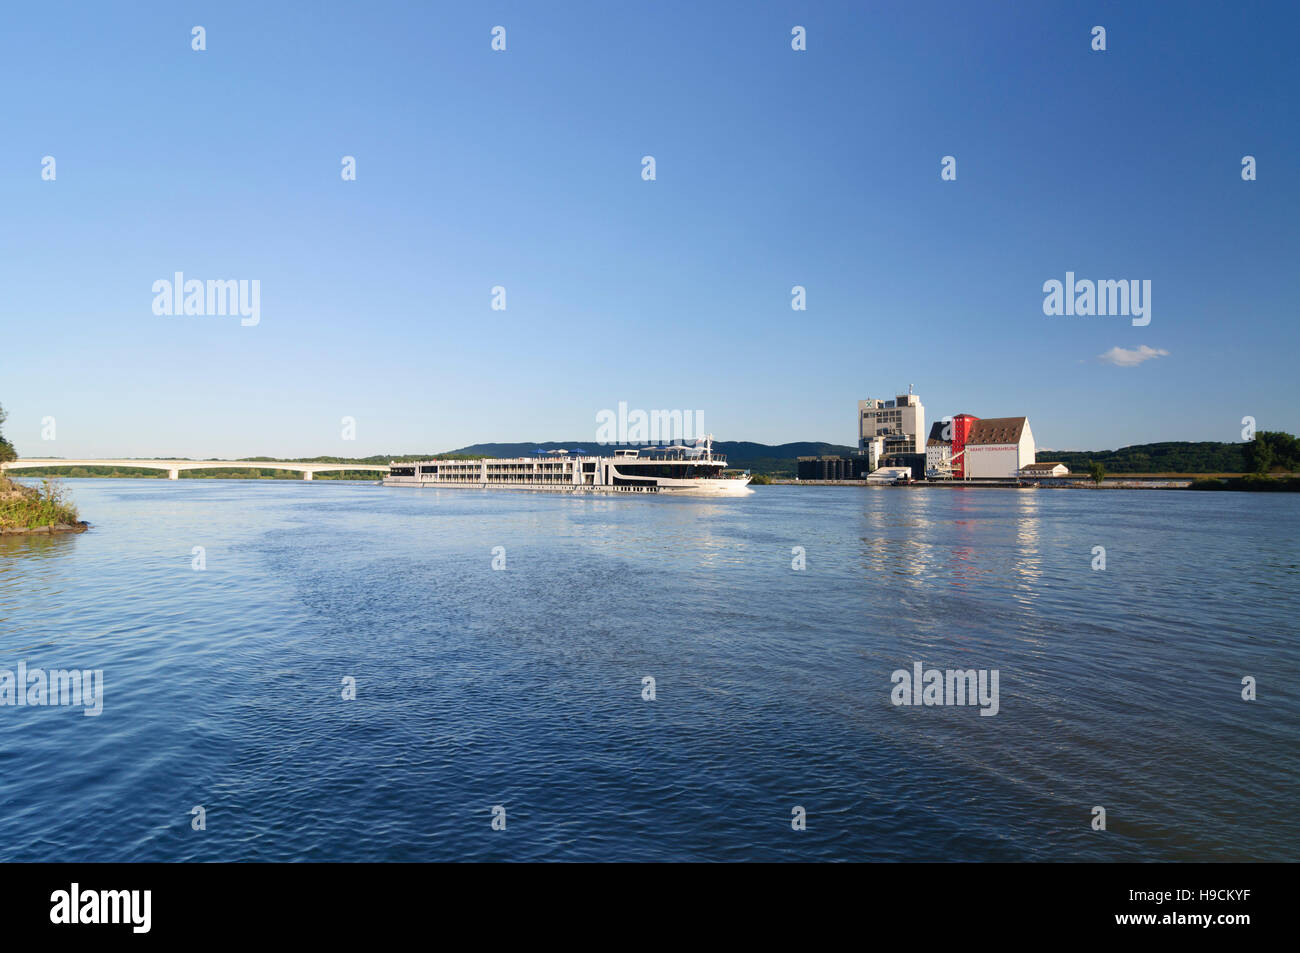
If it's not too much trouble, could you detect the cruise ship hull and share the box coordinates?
[383,448,752,496]
[384,477,751,495]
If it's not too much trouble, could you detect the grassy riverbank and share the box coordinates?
[0,477,82,530]
[1187,475,1300,491]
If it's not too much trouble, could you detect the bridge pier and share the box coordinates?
[302,471,314,480]
[168,468,179,480]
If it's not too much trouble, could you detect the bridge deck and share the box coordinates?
[2,459,391,480]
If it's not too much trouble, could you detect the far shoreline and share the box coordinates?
[8,472,1297,493]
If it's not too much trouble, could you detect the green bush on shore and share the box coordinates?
[0,477,81,529]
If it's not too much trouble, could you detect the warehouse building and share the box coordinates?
[963,417,1036,479]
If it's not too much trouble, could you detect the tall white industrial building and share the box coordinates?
[859,390,925,456]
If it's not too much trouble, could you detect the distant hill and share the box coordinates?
[451,440,1252,476]
[1037,442,1247,474]
[451,441,856,476]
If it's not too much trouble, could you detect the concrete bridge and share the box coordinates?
[0,459,390,481]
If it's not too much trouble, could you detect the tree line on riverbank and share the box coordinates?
[1078,433,1297,490]
[1183,432,1300,490]
[1050,440,1247,475]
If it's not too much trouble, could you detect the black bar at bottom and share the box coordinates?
[0,862,1278,940]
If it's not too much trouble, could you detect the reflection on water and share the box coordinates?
[0,479,1296,861]
[858,489,1048,592]
[0,529,82,561]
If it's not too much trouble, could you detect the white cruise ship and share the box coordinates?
[384,437,751,495]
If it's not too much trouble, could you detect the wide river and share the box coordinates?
[1,479,1295,861]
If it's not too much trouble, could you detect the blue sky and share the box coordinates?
[1,0,1296,458]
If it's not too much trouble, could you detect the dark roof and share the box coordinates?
[1022,462,1064,470]
[967,417,1028,445]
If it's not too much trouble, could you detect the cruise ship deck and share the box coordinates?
[384,442,751,495]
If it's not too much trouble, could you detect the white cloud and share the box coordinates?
[1097,345,1169,367]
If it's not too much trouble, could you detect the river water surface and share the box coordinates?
[0,480,1295,861]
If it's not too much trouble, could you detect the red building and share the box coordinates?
[950,414,979,479]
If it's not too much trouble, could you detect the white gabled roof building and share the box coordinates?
[1021,462,1069,478]
[963,417,1036,479]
